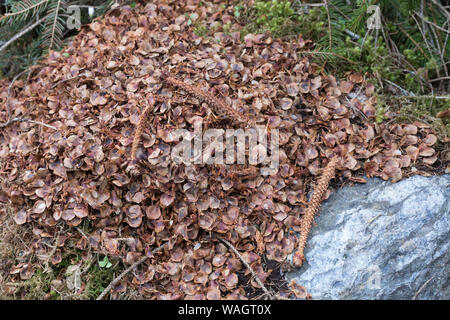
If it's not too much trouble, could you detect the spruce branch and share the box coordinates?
[41,0,65,51]
[0,16,46,54]
[324,0,332,50]
[97,242,167,300]
[0,0,49,23]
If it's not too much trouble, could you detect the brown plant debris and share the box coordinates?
[219,237,274,300]
[128,96,156,176]
[163,75,255,126]
[0,1,444,300]
[0,71,25,128]
[97,242,167,300]
[293,157,338,267]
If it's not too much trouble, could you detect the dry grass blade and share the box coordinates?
[219,238,275,300]
[97,242,167,300]
[1,73,58,131]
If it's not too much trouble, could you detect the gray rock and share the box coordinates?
[287,175,449,300]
